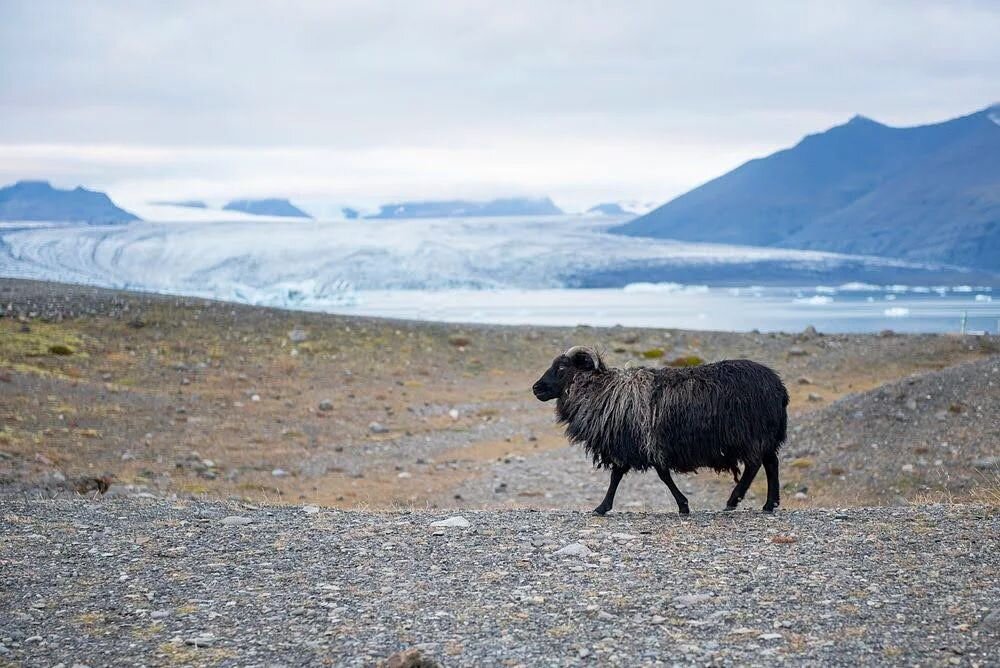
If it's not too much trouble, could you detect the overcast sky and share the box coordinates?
[1,0,998,212]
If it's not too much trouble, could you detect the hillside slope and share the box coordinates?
[616,105,1000,271]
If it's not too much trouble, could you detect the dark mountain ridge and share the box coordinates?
[615,105,1000,271]
[0,180,139,224]
[222,198,312,218]
[367,197,563,219]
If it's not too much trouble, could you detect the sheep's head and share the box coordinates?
[532,346,604,401]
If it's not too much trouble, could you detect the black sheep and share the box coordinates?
[532,346,789,514]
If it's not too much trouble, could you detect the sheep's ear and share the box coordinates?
[570,349,598,371]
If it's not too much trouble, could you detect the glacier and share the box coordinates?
[0,215,996,332]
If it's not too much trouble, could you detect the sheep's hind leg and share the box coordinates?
[725,461,761,510]
[761,452,781,512]
[655,467,690,515]
[593,465,629,516]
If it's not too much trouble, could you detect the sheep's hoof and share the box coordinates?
[762,503,776,513]
[678,505,690,515]
[592,507,610,516]
[724,504,738,511]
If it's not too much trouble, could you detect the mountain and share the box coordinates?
[0,180,140,224]
[151,200,207,209]
[587,203,631,216]
[615,105,1000,271]
[222,198,312,218]
[367,197,563,219]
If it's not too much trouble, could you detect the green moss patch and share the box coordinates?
[666,355,705,367]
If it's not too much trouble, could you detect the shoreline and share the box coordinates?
[2,276,998,335]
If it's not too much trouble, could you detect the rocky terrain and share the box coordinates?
[2,278,998,511]
[1,499,997,667]
[2,278,999,666]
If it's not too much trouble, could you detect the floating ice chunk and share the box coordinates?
[623,282,709,294]
[838,282,880,292]
[794,295,833,305]
[975,294,992,302]
[884,307,910,317]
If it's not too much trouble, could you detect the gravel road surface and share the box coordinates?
[1,498,996,667]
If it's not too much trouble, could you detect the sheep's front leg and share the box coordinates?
[593,465,629,515]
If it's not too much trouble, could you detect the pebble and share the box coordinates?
[429,516,470,528]
[184,633,216,647]
[150,609,171,619]
[674,593,713,607]
[318,400,334,412]
[288,328,308,343]
[271,468,290,477]
[220,516,252,526]
[369,422,390,434]
[448,408,460,420]
[302,505,320,515]
[758,633,783,641]
[807,392,823,402]
[972,456,998,470]
[382,647,436,667]
[980,608,1000,631]
[553,542,592,557]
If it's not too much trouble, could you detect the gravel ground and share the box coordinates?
[1,498,997,667]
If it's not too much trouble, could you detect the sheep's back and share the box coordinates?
[651,360,788,470]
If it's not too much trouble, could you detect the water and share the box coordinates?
[0,217,995,333]
[335,285,997,334]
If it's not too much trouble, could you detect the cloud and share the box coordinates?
[1,0,997,207]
